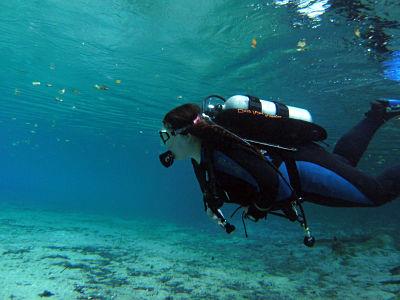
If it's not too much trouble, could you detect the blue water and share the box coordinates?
[1,0,400,242]
[1,0,400,220]
[1,1,400,299]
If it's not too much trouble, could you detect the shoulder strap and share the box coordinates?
[191,159,206,192]
[191,146,223,210]
[192,148,231,231]
[191,158,208,211]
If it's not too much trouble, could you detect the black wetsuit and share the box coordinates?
[192,114,400,218]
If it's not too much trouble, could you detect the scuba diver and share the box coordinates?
[159,95,400,247]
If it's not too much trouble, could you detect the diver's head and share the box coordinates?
[163,103,201,131]
[159,104,202,166]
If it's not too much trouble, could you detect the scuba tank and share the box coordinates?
[203,95,327,147]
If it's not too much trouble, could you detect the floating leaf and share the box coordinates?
[251,38,257,48]
[94,84,109,90]
[297,39,307,51]
[354,28,361,38]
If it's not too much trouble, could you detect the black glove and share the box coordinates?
[245,205,267,222]
[224,223,235,234]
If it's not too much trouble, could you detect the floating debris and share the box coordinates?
[55,97,63,102]
[32,81,41,86]
[46,83,53,87]
[49,63,56,70]
[14,88,21,96]
[297,39,307,51]
[58,88,66,95]
[94,84,109,90]
[72,88,80,94]
[354,28,361,38]
[251,38,257,48]
[115,79,122,84]
[177,95,183,100]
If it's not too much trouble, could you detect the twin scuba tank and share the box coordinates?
[202,95,327,148]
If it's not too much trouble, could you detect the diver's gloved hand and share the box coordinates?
[224,223,235,234]
[244,205,267,222]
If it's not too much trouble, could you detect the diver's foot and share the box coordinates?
[365,98,400,121]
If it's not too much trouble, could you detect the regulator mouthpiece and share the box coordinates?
[159,151,175,168]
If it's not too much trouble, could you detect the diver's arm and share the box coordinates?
[205,203,235,234]
[191,157,235,234]
[212,144,280,213]
[206,206,226,227]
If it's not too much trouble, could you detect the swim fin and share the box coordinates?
[365,98,400,121]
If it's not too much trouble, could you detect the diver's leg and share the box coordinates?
[375,165,400,204]
[333,99,400,167]
[332,116,383,167]
[296,147,399,207]
[299,165,400,207]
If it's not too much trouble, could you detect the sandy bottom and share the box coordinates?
[0,203,399,300]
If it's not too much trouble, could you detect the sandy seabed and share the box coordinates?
[0,203,399,300]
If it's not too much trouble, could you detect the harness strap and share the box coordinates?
[277,158,304,222]
[263,151,284,170]
[284,159,302,197]
[191,159,208,211]
[204,146,221,208]
[192,148,224,212]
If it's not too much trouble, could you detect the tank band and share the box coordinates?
[247,95,262,112]
[274,102,289,117]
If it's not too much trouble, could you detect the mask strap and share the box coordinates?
[173,115,202,135]
[193,115,201,125]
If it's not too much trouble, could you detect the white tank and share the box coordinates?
[223,95,313,123]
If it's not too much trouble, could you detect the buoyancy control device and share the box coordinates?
[202,94,327,148]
